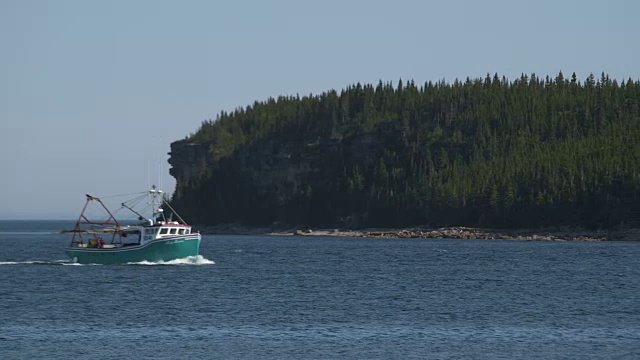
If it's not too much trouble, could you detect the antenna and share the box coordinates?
[157,135,163,192]
[147,159,151,191]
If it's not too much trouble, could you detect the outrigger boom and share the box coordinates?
[68,194,121,247]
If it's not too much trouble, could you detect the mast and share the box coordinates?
[149,185,165,223]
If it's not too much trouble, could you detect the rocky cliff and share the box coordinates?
[168,133,387,226]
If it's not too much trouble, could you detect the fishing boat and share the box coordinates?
[64,186,201,264]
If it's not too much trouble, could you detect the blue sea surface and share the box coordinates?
[0,220,639,359]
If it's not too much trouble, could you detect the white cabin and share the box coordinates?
[141,222,193,243]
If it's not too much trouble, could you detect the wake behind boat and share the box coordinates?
[64,186,201,264]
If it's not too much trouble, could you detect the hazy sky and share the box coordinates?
[1,0,638,219]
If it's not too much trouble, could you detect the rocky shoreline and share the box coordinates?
[195,224,640,242]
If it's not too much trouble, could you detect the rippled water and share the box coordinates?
[0,221,639,359]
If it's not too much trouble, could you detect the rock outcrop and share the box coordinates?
[168,140,211,181]
[168,133,387,225]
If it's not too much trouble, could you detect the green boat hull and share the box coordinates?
[65,235,201,265]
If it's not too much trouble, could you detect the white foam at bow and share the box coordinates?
[126,255,214,266]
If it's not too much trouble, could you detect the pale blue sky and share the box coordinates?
[1,0,638,219]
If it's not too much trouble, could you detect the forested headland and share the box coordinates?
[168,72,640,230]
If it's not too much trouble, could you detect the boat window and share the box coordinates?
[178,229,185,235]
[185,229,190,234]
[170,228,177,234]
[159,228,168,235]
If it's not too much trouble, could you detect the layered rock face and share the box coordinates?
[168,141,211,181]
[168,134,384,225]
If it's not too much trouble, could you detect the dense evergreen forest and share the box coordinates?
[170,72,640,229]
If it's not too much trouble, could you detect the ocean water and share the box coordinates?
[0,221,639,359]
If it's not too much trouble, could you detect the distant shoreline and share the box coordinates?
[194,224,640,242]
